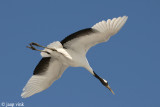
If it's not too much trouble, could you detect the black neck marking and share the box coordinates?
[93,71,107,86]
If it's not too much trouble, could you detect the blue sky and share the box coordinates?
[0,0,160,107]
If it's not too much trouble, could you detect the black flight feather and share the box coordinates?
[61,28,96,46]
[33,57,51,75]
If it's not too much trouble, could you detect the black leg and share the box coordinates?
[29,42,57,51]
[27,42,50,54]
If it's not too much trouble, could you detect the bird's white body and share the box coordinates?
[42,42,89,68]
[21,16,128,98]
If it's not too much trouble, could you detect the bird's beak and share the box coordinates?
[106,85,115,95]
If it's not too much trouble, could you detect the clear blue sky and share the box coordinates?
[0,0,160,107]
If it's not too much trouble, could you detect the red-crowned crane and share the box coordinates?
[21,16,128,98]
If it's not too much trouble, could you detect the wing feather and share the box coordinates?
[61,16,128,54]
[21,58,68,98]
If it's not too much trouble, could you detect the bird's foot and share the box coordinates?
[27,42,50,54]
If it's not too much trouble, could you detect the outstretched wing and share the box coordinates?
[61,16,128,55]
[21,57,68,98]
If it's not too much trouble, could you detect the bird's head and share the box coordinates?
[102,79,115,95]
[93,71,115,95]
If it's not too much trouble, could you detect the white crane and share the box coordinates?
[21,16,128,98]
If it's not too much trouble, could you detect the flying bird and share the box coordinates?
[21,16,128,98]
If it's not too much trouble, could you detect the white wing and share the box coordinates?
[61,16,128,55]
[21,57,68,98]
